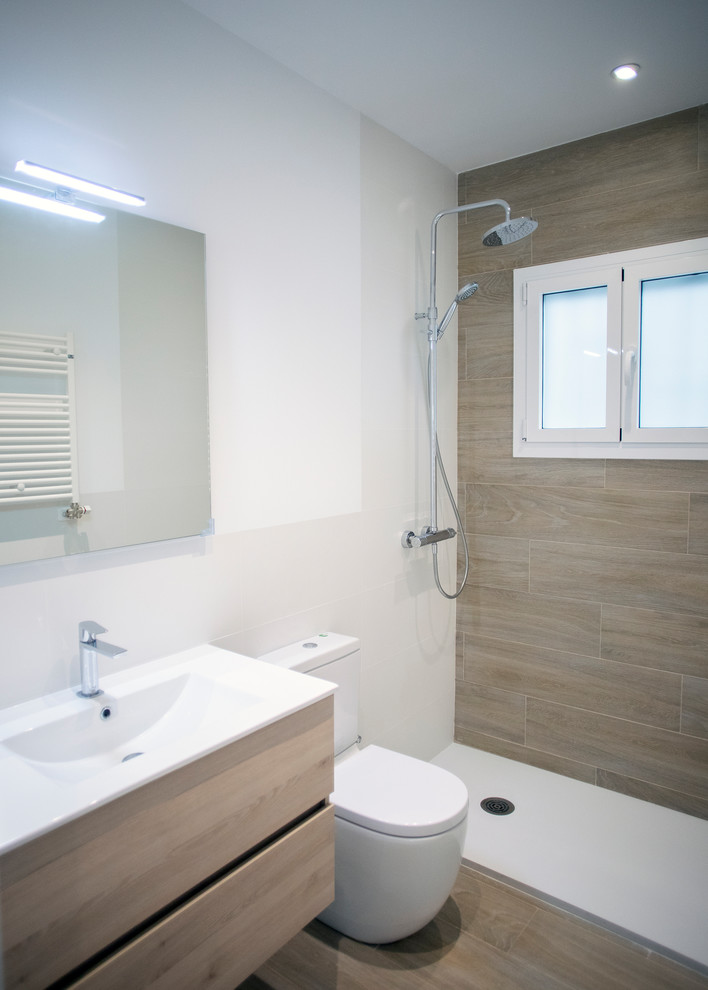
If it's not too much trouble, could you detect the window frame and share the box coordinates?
[513,237,708,460]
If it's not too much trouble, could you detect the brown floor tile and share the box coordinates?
[373,915,571,990]
[437,864,538,950]
[238,869,708,990]
[509,902,708,990]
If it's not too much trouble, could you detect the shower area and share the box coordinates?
[413,109,708,973]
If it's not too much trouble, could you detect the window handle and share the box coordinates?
[623,348,637,433]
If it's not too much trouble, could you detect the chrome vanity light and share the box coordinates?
[15,160,145,207]
[0,183,106,223]
[0,160,146,224]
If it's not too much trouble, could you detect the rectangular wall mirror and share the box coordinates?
[0,197,210,566]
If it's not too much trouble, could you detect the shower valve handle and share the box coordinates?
[401,527,456,549]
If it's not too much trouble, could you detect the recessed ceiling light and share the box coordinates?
[611,63,640,81]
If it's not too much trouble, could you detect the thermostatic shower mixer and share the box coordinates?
[401,526,456,549]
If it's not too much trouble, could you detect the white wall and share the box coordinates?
[357,118,458,754]
[0,0,457,759]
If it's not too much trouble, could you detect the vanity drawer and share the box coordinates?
[1,697,333,990]
[69,804,334,990]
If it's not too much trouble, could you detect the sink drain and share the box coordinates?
[481,797,515,816]
[121,752,144,763]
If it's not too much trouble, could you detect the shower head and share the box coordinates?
[482,215,538,247]
[437,281,479,340]
[456,282,479,302]
[422,199,536,339]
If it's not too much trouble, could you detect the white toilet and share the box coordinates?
[258,633,468,944]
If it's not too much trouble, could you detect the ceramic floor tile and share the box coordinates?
[237,869,708,990]
[437,865,538,951]
[509,903,708,990]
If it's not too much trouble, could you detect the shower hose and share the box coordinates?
[428,356,470,600]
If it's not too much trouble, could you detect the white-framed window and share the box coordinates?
[513,237,708,459]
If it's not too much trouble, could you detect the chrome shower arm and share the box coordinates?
[430,198,511,229]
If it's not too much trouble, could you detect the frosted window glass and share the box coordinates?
[639,272,708,428]
[542,285,607,429]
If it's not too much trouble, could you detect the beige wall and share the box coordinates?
[455,106,708,820]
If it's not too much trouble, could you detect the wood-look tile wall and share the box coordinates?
[455,106,708,820]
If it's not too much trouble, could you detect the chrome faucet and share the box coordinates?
[78,621,127,698]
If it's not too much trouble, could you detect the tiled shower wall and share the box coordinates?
[455,106,708,820]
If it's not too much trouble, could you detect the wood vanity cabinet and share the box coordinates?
[0,696,334,990]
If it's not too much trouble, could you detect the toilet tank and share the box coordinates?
[258,633,360,756]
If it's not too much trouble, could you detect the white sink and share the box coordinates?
[3,671,260,784]
[0,644,335,854]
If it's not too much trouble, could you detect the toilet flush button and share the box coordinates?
[303,642,318,648]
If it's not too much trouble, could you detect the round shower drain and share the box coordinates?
[481,797,515,816]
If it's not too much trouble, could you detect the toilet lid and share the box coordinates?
[332,745,469,838]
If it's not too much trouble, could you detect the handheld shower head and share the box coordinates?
[456,282,479,302]
[437,281,478,339]
[482,215,538,246]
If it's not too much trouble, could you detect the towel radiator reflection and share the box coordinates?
[0,331,78,505]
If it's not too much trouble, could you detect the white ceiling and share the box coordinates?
[183,0,708,174]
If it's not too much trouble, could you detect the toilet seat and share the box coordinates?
[332,745,468,838]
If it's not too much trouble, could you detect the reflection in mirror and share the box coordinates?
[0,199,210,566]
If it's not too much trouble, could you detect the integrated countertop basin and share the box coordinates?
[0,644,335,854]
[3,671,260,784]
